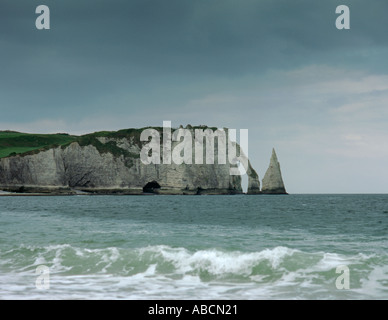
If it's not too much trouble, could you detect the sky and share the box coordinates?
[1,0,388,193]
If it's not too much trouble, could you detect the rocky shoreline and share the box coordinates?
[0,186,244,196]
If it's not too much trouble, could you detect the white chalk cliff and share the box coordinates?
[0,126,261,195]
[261,148,287,194]
[0,128,290,195]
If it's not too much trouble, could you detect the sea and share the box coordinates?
[0,194,387,300]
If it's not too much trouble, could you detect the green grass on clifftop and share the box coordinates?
[0,126,221,159]
[0,131,77,158]
[0,129,150,158]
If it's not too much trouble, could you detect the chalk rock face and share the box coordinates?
[261,148,287,194]
[0,127,261,195]
[246,160,261,194]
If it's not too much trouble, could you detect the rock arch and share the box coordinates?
[143,180,161,193]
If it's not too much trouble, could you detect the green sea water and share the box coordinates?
[1,194,387,299]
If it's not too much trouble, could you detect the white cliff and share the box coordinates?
[0,126,261,195]
[261,148,287,194]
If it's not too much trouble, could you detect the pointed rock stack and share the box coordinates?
[261,148,287,194]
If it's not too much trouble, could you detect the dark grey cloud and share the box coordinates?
[1,0,388,121]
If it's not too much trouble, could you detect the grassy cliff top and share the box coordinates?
[0,125,220,158]
[0,131,77,158]
[0,129,144,158]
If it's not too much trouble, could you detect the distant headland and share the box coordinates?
[0,126,287,195]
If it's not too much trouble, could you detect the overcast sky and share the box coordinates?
[1,0,388,193]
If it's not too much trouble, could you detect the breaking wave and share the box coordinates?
[1,244,388,299]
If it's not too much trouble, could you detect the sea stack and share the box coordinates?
[261,148,287,194]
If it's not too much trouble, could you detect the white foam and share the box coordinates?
[354,263,388,298]
[141,245,297,276]
[2,244,388,300]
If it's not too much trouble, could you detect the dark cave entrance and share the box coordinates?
[143,181,161,193]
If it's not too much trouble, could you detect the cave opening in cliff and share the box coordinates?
[143,181,161,193]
